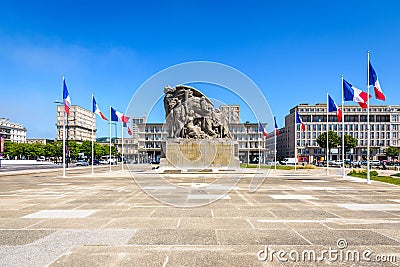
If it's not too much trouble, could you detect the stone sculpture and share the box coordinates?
[163,85,232,139]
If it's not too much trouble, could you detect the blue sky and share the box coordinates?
[1,0,400,138]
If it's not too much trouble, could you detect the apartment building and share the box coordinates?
[56,105,95,143]
[0,118,26,143]
[277,103,400,162]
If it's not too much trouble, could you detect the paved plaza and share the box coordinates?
[0,165,400,266]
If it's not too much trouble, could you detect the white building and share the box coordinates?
[56,105,95,143]
[0,118,26,143]
[277,103,400,162]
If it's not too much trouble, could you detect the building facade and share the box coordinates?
[219,105,240,123]
[26,139,54,145]
[56,105,95,143]
[277,103,400,163]
[0,118,26,143]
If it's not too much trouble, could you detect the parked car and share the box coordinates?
[371,160,381,166]
[76,160,89,166]
[89,159,100,165]
[280,158,298,165]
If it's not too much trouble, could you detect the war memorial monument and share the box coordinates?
[159,84,240,171]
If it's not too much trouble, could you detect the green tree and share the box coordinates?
[66,141,80,159]
[80,140,92,158]
[343,134,358,152]
[386,146,399,162]
[316,130,341,153]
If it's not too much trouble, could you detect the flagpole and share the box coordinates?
[367,51,371,184]
[341,75,345,178]
[121,122,124,171]
[91,94,94,175]
[294,110,297,172]
[62,103,66,178]
[109,106,112,173]
[274,117,277,171]
[326,92,329,176]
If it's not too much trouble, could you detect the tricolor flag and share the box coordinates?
[63,77,71,116]
[328,95,342,122]
[343,79,371,109]
[295,111,305,131]
[92,96,108,121]
[274,116,280,136]
[369,61,385,101]
[123,123,133,136]
[258,122,268,138]
[111,107,129,123]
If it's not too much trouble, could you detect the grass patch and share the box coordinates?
[348,170,400,186]
[391,173,400,177]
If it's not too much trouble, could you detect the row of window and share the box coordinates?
[296,140,394,147]
[296,124,396,131]
[299,107,399,113]
[299,115,394,123]
[296,131,397,139]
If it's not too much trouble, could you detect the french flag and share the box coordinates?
[343,79,371,109]
[274,116,280,136]
[123,123,133,136]
[92,96,108,121]
[258,122,269,138]
[111,107,129,123]
[328,95,342,122]
[63,77,71,116]
[369,61,385,101]
[295,111,305,131]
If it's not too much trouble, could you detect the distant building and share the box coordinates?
[219,105,240,123]
[0,118,26,143]
[56,105,95,143]
[277,103,400,163]
[26,139,54,145]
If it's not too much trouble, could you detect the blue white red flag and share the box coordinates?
[92,96,108,121]
[63,77,71,116]
[274,116,280,136]
[369,61,385,101]
[328,95,342,122]
[111,107,129,123]
[295,111,305,131]
[258,122,269,138]
[343,79,371,109]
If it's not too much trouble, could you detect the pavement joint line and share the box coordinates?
[372,229,400,243]
[100,218,116,229]
[23,219,46,229]
[246,218,256,230]
[162,255,169,267]
[292,228,313,245]
[234,189,254,206]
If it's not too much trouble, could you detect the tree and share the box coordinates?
[386,146,399,162]
[316,130,341,153]
[343,134,357,152]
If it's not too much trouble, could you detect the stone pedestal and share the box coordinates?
[159,138,240,171]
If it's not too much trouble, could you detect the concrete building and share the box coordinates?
[0,118,26,143]
[26,139,54,145]
[277,103,400,163]
[219,105,240,123]
[56,105,95,143]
